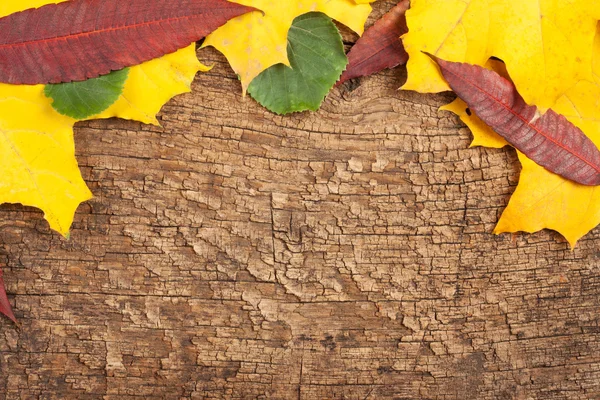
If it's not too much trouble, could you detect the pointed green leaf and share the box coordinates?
[247,12,348,115]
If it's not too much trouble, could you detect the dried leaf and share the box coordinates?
[0,0,254,84]
[0,267,16,323]
[430,54,600,186]
[339,0,409,85]
[248,13,347,115]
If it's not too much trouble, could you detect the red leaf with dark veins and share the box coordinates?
[338,0,409,85]
[429,54,600,186]
[0,267,16,323]
[0,0,257,84]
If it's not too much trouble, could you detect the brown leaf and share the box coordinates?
[338,0,409,85]
[0,0,256,84]
[428,54,600,186]
[0,267,16,323]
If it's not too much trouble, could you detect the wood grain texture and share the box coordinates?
[1,2,600,398]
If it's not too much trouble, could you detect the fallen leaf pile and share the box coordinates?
[2,0,600,322]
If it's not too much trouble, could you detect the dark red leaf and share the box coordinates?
[0,267,17,323]
[0,0,256,84]
[429,54,600,186]
[338,0,409,85]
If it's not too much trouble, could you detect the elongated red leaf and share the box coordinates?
[338,0,409,85]
[0,0,256,84]
[0,267,16,323]
[429,54,600,186]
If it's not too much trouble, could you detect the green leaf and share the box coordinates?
[247,12,348,115]
[44,68,129,120]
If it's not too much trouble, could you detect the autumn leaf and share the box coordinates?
[402,0,600,110]
[338,0,409,85]
[91,49,211,126]
[441,59,600,246]
[203,0,373,92]
[0,1,208,236]
[248,13,348,115]
[0,266,17,323]
[0,84,93,236]
[429,55,600,186]
[490,69,600,247]
[439,60,509,149]
[0,0,254,84]
[404,0,600,245]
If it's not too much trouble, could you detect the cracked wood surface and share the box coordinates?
[1,2,600,399]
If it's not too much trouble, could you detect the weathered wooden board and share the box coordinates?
[1,2,600,399]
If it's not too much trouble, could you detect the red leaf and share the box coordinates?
[429,54,600,186]
[0,267,16,323]
[338,0,409,85]
[0,0,256,85]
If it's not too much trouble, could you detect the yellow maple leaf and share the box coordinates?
[495,77,600,248]
[0,1,205,236]
[0,84,92,236]
[203,0,373,92]
[435,21,600,246]
[403,0,600,110]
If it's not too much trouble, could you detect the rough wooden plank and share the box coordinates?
[1,2,600,398]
